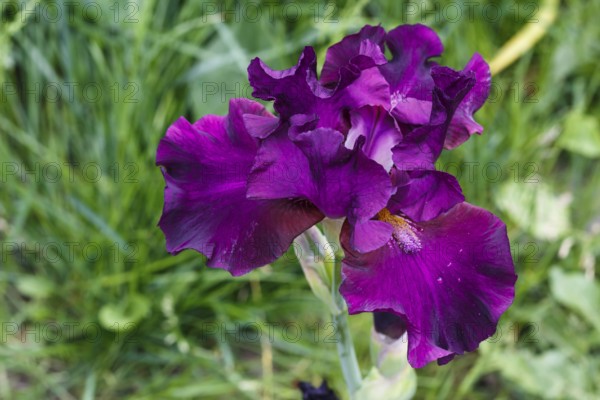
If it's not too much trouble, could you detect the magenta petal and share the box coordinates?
[391,96,431,125]
[224,96,275,146]
[350,220,394,253]
[380,27,491,150]
[242,114,280,139]
[248,47,318,118]
[248,127,393,222]
[321,25,387,86]
[248,47,390,132]
[338,67,391,116]
[388,170,464,222]
[392,67,475,170]
[156,99,323,276]
[340,203,517,368]
[381,24,443,99]
[346,106,403,171]
[445,53,492,149]
[382,24,442,127]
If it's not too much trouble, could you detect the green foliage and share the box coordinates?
[1,0,600,398]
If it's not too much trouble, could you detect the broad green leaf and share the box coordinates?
[99,294,150,331]
[550,267,600,331]
[557,108,600,158]
[496,181,571,240]
[489,348,590,399]
[16,276,54,299]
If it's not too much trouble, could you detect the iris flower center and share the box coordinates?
[389,91,405,110]
[377,208,422,254]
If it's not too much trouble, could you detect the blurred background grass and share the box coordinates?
[1,0,600,399]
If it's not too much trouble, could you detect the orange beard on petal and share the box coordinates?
[376,208,422,253]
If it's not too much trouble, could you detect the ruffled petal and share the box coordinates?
[345,106,403,171]
[392,67,475,170]
[381,24,442,127]
[381,24,443,100]
[248,48,390,132]
[248,47,318,118]
[247,127,393,223]
[379,26,490,151]
[388,170,464,222]
[445,53,491,149]
[157,99,323,276]
[340,202,517,368]
[321,25,387,86]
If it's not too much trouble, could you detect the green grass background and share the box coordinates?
[1,0,600,398]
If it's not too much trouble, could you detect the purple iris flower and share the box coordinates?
[156,24,517,368]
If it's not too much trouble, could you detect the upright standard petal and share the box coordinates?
[248,47,318,119]
[321,25,386,86]
[157,99,323,276]
[380,24,443,100]
[392,67,475,170]
[248,47,390,131]
[444,53,491,149]
[340,203,517,368]
[379,25,491,150]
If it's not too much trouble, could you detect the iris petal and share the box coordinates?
[248,47,390,132]
[381,24,443,100]
[388,170,464,222]
[248,47,318,119]
[345,106,403,171]
[340,202,517,368]
[445,53,492,149]
[247,127,393,223]
[321,24,387,86]
[379,25,490,149]
[392,67,475,170]
[156,99,323,276]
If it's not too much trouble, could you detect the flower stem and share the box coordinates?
[332,303,363,398]
[327,252,362,398]
[296,226,363,398]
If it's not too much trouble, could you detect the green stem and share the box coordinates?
[323,224,363,398]
[332,304,363,398]
[296,226,363,398]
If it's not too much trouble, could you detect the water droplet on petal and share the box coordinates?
[457,278,462,282]
[436,277,443,284]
